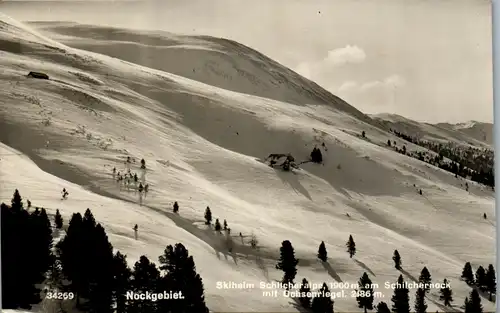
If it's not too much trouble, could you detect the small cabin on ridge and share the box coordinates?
[27,71,49,80]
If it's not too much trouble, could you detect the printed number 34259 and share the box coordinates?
[45,292,74,300]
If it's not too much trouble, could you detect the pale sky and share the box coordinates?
[0,0,493,123]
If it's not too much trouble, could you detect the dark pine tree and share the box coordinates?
[214,218,222,232]
[464,297,471,313]
[79,209,98,304]
[2,190,43,309]
[311,283,334,313]
[418,267,432,293]
[439,279,453,307]
[387,140,391,147]
[129,255,161,313]
[317,241,327,262]
[391,275,410,313]
[475,266,487,291]
[31,208,54,288]
[414,288,427,313]
[11,189,23,211]
[310,147,323,164]
[275,240,299,288]
[204,206,212,225]
[173,201,179,213]
[58,212,85,306]
[55,209,63,229]
[223,219,227,230]
[298,278,312,308]
[393,250,402,270]
[462,262,475,285]
[356,272,374,313]
[485,264,496,301]
[465,289,483,313]
[157,243,209,313]
[112,251,132,313]
[140,158,146,169]
[87,223,115,313]
[376,301,390,313]
[346,235,356,258]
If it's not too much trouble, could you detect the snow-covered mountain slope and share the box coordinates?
[28,21,376,126]
[0,16,495,312]
[437,121,493,147]
[371,113,493,148]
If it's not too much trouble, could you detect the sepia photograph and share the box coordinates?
[0,0,495,312]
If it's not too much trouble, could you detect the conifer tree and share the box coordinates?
[393,250,402,270]
[414,288,427,313]
[2,190,47,309]
[55,209,63,229]
[465,289,482,313]
[1,201,19,308]
[318,241,327,262]
[58,212,85,306]
[419,267,432,293]
[214,218,222,232]
[87,223,115,313]
[376,301,390,313]
[129,255,161,313]
[391,275,410,313]
[475,266,487,291]
[112,251,132,313]
[204,206,212,225]
[311,283,334,313]
[173,201,179,213]
[461,262,475,285]
[223,219,227,230]
[485,264,496,301]
[439,278,453,307]
[298,278,312,308]
[11,189,23,211]
[346,235,356,258]
[464,297,471,313]
[356,272,374,313]
[140,158,146,169]
[310,147,323,164]
[276,240,299,288]
[158,243,209,313]
[33,208,54,283]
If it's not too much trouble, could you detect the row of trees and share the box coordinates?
[1,190,54,309]
[389,130,494,188]
[204,206,230,233]
[461,262,496,301]
[1,189,209,312]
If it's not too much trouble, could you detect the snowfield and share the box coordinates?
[0,14,495,312]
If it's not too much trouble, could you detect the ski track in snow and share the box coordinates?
[0,14,495,313]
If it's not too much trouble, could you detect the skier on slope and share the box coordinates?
[61,188,69,200]
[133,224,138,240]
